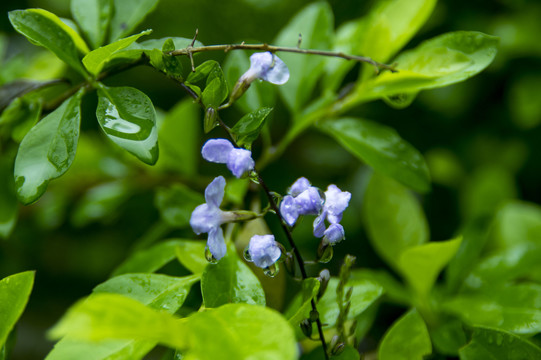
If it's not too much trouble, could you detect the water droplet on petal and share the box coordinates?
[205,246,219,264]
[263,263,279,277]
[243,247,252,262]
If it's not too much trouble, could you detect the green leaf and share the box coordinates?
[174,240,207,274]
[379,309,431,360]
[201,245,265,307]
[201,65,228,108]
[287,278,320,326]
[443,283,541,335]
[274,2,334,112]
[348,32,499,106]
[230,107,272,148]
[319,117,430,193]
[490,200,541,251]
[459,326,541,360]
[0,160,18,239]
[109,0,159,42]
[398,236,462,297]
[155,99,200,175]
[46,273,198,360]
[14,90,83,204]
[351,269,410,305]
[111,240,190,277]
[71,0,112,49]
[187,60,219,84]
[364,172,429,270]
[96,85,158,165]
[8,9,89,76]
[0,97,41,143]
[83,30,151,75]
[154,184,204,228]
[0,271,35,347]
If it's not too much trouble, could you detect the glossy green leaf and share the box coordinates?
[187,60,220,84]
[155,99,200,175]
[71,0,112,49]
[154,184,204,228]
[46,273,198,360]
[201,245,265,307]
[202,65,228,108]
[8,9,88,76]
[350,269,410,305]
[14,90,83,204]
[0,271,35,347]
[459,326,541,360]
[230,107,272,148]
[379,309,431,360]
[83,30,151,75]
[275,2,334,112]
[109,0,159,42]
[112,240,189,277]
[287,278,320,326]
[364,172,429,270]
[348,32,499,106]
[398,236,462,297]
[490,200,541,251]
[0,160,18,239]
[430,317,467,356]
[96,85,158,165]
[319,117,430,193]
[444,283,541,335]
[174,240,207,274]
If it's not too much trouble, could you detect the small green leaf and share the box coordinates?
[154,184,204,228]
[379,309,431,360]
[96,85,158,165]
[109,0,159,42]
[71,0,112,49]
[202,66,228,108]
[275,2,334,112]
[459,326,541,360]
[230,107,272,148]
[83,30,151,75]
[201,245,265,307]
[0,271,35,348]
[364,173,429,270]
[351,269,410,305]
[174,240,207,274]
[287,278,320,326]
[187,60,219,84]
[320,117,431,193]
[398,236,462,297]
[8,9,88,76]
[14,90,83,204]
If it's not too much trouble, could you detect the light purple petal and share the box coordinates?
[295,187,323,216]
[289,177,311,197]
[205,176,226,208]
[260,54,289,85]
[248,52,274,76]
[248,235,281,268]
[190,203,222,234]
[313,211,327,238]
[226,148,255,178]
[324,223,345,244]
[280,195,299,226]
[202,139,234,164]
[208,227,227,260]
[324,185,351,220]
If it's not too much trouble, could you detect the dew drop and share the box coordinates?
[205,246,219,264]
[243,247,252,262]
[317,243,334,263]
[263,263,279,277]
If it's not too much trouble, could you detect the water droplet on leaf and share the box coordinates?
[263,263,279,277]
[205,246,219,264]
[243,247,252,262]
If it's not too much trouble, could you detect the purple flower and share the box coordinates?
[247,235,282,268]
[279,177,324,226]
[313,185,351,244]
[190,176,235,260]
[202,138,255,178]
[241,52,290,85]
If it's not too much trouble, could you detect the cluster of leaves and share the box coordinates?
[1,0,540,359]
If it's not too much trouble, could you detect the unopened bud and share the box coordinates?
[317,269,330,299]
[332,342,346,356]
[204,107,218,133]
[300,319,312,338]
[309,310,319,323]
[317,239,333,263]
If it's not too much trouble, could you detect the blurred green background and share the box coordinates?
[1,0,541,358]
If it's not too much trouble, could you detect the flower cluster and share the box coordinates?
[280,177,351,245]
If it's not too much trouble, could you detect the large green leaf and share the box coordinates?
[274,2,334,112]
[379,309,431,360]
[489,200,541,251]
[109,0,159,42]
[201,245,265,307]
[459,326,541,360]
[71,0,112,49]
[230,107,273,149]
[345,32,499,107]
[8,9,89,76]
[174,240,207,274]
[14,90,83,204]
[83,30,151,75]
[320,117,430,193]
[46,273,199,360]
[398,236,462,297]
[154,184,204,228]
[0,271,35,347]
[96,85,158,165]
[364,172,429,270]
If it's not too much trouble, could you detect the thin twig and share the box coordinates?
[168,43,396,74]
